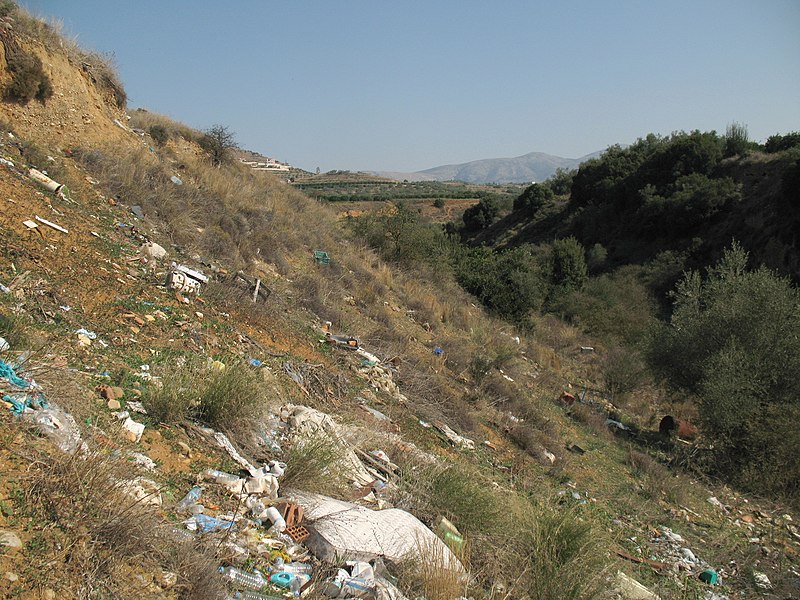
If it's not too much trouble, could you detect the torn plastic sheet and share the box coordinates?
[207,429,259,475]
[185,513,236,533]
[21,402,84,454]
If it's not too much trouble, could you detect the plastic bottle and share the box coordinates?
[175,486,202,512]
[203,469,242,486]
[289,576,302,597]
[231,591,285,600]
[281,562,313,576]
[219,566,267,590]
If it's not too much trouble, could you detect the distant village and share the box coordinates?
[239,156,290,172]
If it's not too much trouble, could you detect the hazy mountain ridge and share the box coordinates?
[375,150,601,184]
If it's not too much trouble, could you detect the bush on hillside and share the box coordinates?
[351,202,452,268]
[454,244,550,325]
[634,174,741,238]
[148,124,169,145]
[550,236,588,293]
[724,121,750,158]
[649,242,800,500]
[513,182,554,213]
[545,167,575,196]
[765,132,800,154]
[4,48,53,103]
[462,196,500,231]
[200,124,237,167]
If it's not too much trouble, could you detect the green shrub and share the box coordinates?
[551,236,588,293]
[142,357,266,433]
[514,182,554,213]
[280,433,349,496]
[765,131,800,153]
[454,244,550,325]
[517,504,608,600]
[724,121,749,157]
[649,242,800,500]
[462,197,500,231]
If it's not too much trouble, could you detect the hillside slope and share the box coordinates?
[0,7,798,600]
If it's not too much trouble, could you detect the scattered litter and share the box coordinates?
[0,531,22,549]
[126,401,148,414]
[175,485,203,512]
[186,513,235,533]
[699,569,719,585]
[75,328,97,340]
[753,571,772,590]
[434,516,465,553]
[130,452,157,470]
[35,215,68,234]
[248,358,263,367]
[606,418,632,433]
[120,477,162,507]
[166,264,208,294]
[707,496,727,511]
[22,219,38,229]
[141,241,167,261]
[432,421,475,450]
[314,250,331,265]
[170,175,183,185]
[121,416,145,442]
[22,402,83,453]
[580,346,594,353]
[433,346,444,356]
[362,405,390,422]
[0,337,8,352]
[28,168,64,194]
[567,443,586,454]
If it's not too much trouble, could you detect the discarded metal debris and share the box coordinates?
[658,415,698,441]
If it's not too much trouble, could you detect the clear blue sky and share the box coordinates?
[19,0,800,173]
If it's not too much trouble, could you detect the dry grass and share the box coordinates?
[627,447,688,504]
[129,109,199,143]
[17,447,225,599]
[141,355,268,437]
[394,535,469,599]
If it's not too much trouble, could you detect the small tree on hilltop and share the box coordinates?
[724,121,749,158]
[200,124,237,167]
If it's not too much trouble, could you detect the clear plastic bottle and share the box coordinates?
[203,469,242,486]
[289,576,302,597]
[175,486,202,512]
[231,591,285,600]
[281,562,313,576]
[219,565,267,590]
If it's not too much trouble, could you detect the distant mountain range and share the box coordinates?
[375,150,601,184]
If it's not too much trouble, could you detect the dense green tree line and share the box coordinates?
[347,129,800,503]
